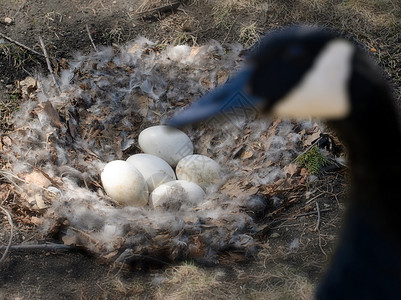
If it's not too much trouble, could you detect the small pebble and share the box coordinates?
[4,17,12,24]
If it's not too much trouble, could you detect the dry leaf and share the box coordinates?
[190,46,201,57]
[102,251,119,260]
[228,252,247,262]
[19,77,39,96]
[284,163,298,177]
[245,185,259,195]
[24,171,52,188]
[62,235,77,246]
[197,132,214,155]
[35,194,47,209]
[137,95,152,117]
[221,180,245,197]
[2,136,12,147]
[304,130,321,146]
[37,101,64,129]
[217,69,229,85]
[30,216,43,226]
[241,150,254,159]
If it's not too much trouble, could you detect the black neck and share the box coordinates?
[316,54,401,299]
[330,53,401,227]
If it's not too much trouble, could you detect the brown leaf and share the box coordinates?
[284,163,298,177]
[190,46,201,57]
[221,179,245,197]
[35,194,47,209]
[30,216,43,226]
[188,236,205,258]
[240,150,254,159]
[102,251,119,260]
[245,185,259,195]
[19,77,39,96]
[304,130,321,147]
[265,119,282,150]
[197,132,214,155]
[2,136,12,147]
[24,171,52,188]
[37,101,64,129]
[217,69,229,85]
[137,95,153,117]
[228,252,247,262]
[62,235,77,246]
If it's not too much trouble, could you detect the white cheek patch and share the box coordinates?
[272,40,354,119]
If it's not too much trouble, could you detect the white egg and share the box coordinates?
[126,153,176,192]
[176,155,221,190]
[101,160,148,206]
[150,180,205,210]
[138,125,193,167]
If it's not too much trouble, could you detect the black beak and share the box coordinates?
[167,67,265,128]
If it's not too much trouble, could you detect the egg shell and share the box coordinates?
[126,153,176,192]
[150,180,205,210]
[176,155,221,190]
[101,160,148,206]
[138,125,193,167]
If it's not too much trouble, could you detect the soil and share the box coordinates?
[0,0,399,299]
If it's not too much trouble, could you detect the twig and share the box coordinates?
[0,31,45,58]
[0,243,74,251]
[0,190,11,206]
[86,24,98,52]
[306,191,325,204]
[137,2,180,16]
[318,230,327,257]
[0,206,14,266]
[38,36,60,95]
[222,15,239,44]
[265,208,332,229]
[314,201,321,231]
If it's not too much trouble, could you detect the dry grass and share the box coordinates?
[208,0,401,102]
[0,89,20,132]
[239,22,260,48]
[152,260,314,300]
[155,262,229,300]
[209,0,266,42]
[241,266,314,300]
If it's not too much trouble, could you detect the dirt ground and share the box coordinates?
[0,0,400,299]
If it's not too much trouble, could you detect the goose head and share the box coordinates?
[168,26,396,140]
[168,26,401,299]
[168,26,401,184]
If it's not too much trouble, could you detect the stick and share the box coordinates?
[268,208,331,225]
[86,24,98,52]
[306,192,325,205]
[0,31,45,58]
[137,2,180,15]
[38,36,60,94]
[222,15,239,44]
[318,230,327,257]
[0,244,74,251]
[0,206,14,265]
[314,201,321,231]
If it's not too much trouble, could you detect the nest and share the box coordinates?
[0,37,325,266]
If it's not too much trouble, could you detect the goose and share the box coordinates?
[168,26,401,299]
